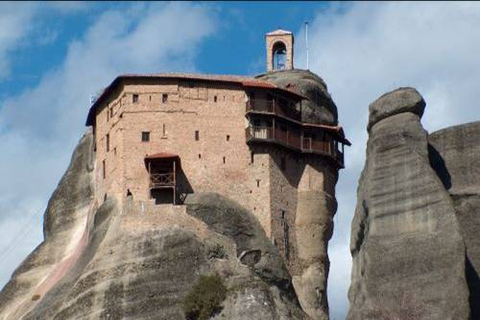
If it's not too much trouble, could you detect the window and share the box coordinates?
[107,109,110,122]
[281,157,286,171]
[149,95,152,101]
[142,131,150,142]
[226,135,230,141]
[114,147,117,156]
[106,134,110,152]
[162,124,166,137]
[162,94,168,103]
[102,160,106,179]
[214,95,218,103]
[256,179,260,187]
[223,156,226,164]
[132,94,139,103]
[110,107,113,118]
[250,152,255,164]
[198,154,202,159]
[195,130,199,141]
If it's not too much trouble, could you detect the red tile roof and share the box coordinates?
[145,152,179,160]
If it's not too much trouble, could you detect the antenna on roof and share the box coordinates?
[305,21,309,70]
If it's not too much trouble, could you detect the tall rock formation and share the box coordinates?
[258,69,341,320]
[349,88,471,319]
[429,122,480,319]
[0,130,310,320]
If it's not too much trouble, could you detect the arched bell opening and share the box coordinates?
[272,41,287,71]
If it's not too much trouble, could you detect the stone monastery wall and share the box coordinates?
[92,77,336,279]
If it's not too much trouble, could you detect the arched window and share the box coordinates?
[272,41,287,70]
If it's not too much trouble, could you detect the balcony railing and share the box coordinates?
[247,126,344,167]
[247,99,302,122]
[150,173,175,189]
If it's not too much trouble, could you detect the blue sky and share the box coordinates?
[1,2,480,320]
[1,1,331,96]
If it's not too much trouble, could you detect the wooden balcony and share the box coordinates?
[246,99,302,122]
[149,173,175,189]
[246,126,344,168]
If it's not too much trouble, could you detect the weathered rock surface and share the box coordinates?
[349,88,470,320]
[293,185,336,320]
[0,128,96,320]
[429,121,480,319]
[367,87,425,132]
[0,131,309,320]
[257,69,338,125]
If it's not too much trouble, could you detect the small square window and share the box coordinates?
[142,131,150,142]
[162,94,168,103]
[133,94,139,103]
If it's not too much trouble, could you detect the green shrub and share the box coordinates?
[183,274,227,320]
[207,243,228,260]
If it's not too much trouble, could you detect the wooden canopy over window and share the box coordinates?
[144,153,181,168]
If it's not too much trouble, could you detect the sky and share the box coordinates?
[1,2,480,319]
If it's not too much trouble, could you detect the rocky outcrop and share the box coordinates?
[349,88,470,319]
[0,132,309,319]
[293,177,337,320]
[0,128,96,320]
[257,69,338,125]
[429,122,480,319]
[367,87,425,132]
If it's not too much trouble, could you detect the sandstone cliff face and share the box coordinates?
[349,88,471,319]
[429,122,480,319]
[0,130,309,320]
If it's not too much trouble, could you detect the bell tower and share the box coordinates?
[266,29,294,72]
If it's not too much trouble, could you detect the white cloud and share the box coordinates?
[0,2,217,289]
[296,2,480,319]
[0,3,38,79]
